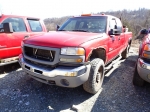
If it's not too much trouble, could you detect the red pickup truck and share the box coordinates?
[19,14,132,94]
[0,14,47,67]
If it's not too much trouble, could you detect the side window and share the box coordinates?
[1,18,27,32]
[28,20,43,32]
[109,18,117,30]
[0,24,3,29]
[116,18,123,33]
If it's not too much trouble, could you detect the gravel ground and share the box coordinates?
[0,46,150,112]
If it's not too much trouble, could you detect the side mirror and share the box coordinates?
[123,28,128,32]
[109,29,121,35]
[56,25,60,31]
[140,29,148,35]
[3,23,13,33]
[135,29,148,40]
[123,26,128,32]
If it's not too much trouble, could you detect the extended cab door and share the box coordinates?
[107,18,120,61]
[115,18,125,53]
[0,17,29,58]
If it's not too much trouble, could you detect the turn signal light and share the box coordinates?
[144,44,150,51]
[77,48,85,55]
[143,53,150,58]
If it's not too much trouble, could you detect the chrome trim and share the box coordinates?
[20,57,90,77]
[23,44,60,65]
[138,58,150,70]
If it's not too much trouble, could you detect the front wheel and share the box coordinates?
[83,58,104,94]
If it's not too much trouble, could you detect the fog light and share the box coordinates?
[60,79,69,86]
[76,59,83,63]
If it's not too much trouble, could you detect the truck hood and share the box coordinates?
[24,31,103,48]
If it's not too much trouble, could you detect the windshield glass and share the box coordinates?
[58,16,107,33]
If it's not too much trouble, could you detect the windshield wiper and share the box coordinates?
[71,30,88,32]
[58,30,66,31]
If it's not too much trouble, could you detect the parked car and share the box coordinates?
[133,29,150,86]
[0,14,47,67]
[18,14,132,94]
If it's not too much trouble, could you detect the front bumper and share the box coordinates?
[137,58,150,83]
[19,54,91,88]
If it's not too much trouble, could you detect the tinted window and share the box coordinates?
[28,20,42,32]
[0,18,27,32]
[116,18,122,32]
[109,18,117,29]
[59,16,107,33]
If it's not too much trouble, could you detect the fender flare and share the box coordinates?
[87,45,108,63]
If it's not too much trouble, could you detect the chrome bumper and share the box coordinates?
[137,58,150,82]
[19,54,91,88]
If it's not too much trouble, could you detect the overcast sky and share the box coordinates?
[0,0,149,20]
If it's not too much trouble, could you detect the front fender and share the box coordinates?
[79,37,108,62]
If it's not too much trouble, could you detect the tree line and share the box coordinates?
[44,8,150,37]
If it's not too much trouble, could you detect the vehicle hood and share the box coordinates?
[23,31,103,48]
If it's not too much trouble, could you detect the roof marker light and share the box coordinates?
[81,14,91,16]
[101,13,105,15]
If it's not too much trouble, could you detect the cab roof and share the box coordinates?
[74,13,117,19]
[0,14,40,20]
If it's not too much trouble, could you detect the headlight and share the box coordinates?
[142,44,150,58]
[61,47,85,55]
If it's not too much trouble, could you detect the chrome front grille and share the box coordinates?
[24,46,55,62]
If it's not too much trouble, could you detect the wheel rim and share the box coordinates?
[96,73,100,83]
[96,66,103,86]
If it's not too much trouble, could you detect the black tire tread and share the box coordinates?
[122,45,129,59]
[83,58,104,94]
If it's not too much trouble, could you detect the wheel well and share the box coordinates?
[129,38,132,45]
[89,48,106,62]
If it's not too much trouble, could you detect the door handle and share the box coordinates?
[110,36,115,41]
[24,35,30,39]
[118,36,120,40]
[0,45,6,48]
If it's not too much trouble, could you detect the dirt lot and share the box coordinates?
[0,45,150,112]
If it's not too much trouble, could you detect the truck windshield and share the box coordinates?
[0,23,4,32]
[58,16,107,33]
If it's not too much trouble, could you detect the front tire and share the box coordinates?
[83,58,104,94]
[122,45,130,59]
[133,64,145,86]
